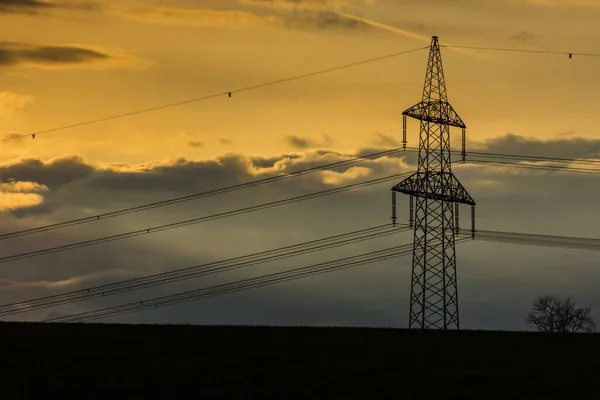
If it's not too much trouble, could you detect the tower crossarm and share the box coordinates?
[392,172,476,206]
[402,100,466,129]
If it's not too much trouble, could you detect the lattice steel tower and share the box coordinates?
[391,36,476,330]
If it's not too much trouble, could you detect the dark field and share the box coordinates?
[2,322,599,398]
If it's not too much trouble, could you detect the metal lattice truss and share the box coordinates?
[392,172,475,206]
[403,101,466,129]
[391,36,475,330]
[410,197,459,329]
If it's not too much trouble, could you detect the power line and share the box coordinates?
[462,149,600,167]
[0,224,411,316]
[0,147,406,241]
[44,242,428,323]
[415,224,600,251]
[1,46,428,143]
[49,224,600,323]
[464,229,600,252]
[0,171,415,266]
[404,146,600,167]
[15,224,600,322]
[441,44,600,58]
[1,44,598,146]
[466,159,600,175]
[5,43,598,145]
[6,223,600,318]
[3,147,600,243]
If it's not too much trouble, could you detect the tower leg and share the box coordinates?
[409,197,459,329]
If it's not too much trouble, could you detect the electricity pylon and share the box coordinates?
[391,36,476,330]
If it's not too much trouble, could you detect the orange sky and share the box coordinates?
[0,0,599,166]
[1,0,600,328]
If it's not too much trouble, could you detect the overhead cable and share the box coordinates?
[463,229,600,251]
[1,47,428,142]
[9,224,600,318]
[0,224,411,316]
[44,242,432,323]
[0,147,405,241]
[0,171,415,266]
[465,159,600,175]
[441,44,600,58]
[404,146,600,167]
[29,227,600,322]
[3,147,600,243]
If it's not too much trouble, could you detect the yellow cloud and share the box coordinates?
[0,179,48,193]
[112,7,279,28]
[320,166,372,185]
[335,12,492,60]
[0,179,48,212]
[0,92,34,117]
[0,192,45,212]
[335,11,430,42]
[238,0,351,10]
[1,268,137,291]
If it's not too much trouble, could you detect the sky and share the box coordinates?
[0,0,600,331]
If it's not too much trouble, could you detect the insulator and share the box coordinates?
[471,206,476,239]
[569,53,573,59]
[409,195,414,229]
[461,129,466,163]
[402,115,407,150]
[391,191,397,226]
[455,203,460,234]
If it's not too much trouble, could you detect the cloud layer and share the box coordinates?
[0,0,53,13]
[1,134,599,330]
[0,42,112,68]
[0,178,48,211]
[111,0,374,31]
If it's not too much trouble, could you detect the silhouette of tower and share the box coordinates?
[391,36,476,330]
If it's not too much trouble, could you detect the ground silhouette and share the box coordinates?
[2,322,599,398]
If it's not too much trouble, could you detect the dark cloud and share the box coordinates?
[0,42,111,67]
[473,133,600,160]
[281,8,365,30]
[187,141,204,148]
[0,0,100,14]
[373,133,401,147]
[1,134,600,330]
[285,134,334,150]
[251,154,302,169]
[219,138,233,145]
[243,0,371,30]
[0,156,94,189]
[287,135,314,150]
[510,30,536,43]
[0,0,53,13]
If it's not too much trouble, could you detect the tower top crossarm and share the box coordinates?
[402,36,466,129]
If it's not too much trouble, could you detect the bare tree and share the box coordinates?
[526,295,596,333]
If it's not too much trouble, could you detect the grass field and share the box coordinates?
[2,322,599,398]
